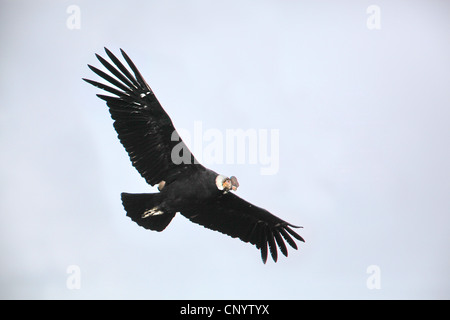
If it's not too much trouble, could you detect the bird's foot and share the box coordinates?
[142,207,164,218]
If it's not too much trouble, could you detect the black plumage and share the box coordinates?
[83,48,304,263]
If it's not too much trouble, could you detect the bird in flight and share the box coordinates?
[83,48,304,263]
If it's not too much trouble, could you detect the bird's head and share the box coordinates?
[216,174,239,193]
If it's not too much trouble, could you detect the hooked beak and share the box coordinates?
[230,176,239,191]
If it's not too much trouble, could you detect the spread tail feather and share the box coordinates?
[121,192,175,231]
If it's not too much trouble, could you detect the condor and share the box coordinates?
[83,48,305,263]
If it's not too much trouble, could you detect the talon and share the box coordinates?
[158,180,166,191]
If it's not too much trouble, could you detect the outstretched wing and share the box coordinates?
[181,192,304,263]
[83,48,202,186]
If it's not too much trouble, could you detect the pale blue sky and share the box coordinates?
[1,0,449,299]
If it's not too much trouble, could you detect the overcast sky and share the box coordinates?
[1,0,449,299]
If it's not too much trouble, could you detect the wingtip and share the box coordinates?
[285,225,305,243]
[82,77,96,86]
[96,93,114,101]
[287,223,303,229]
[104,47,116,60]
[87,64,101,74]
[120,48,132,62]
[261,254,268,264]
[120,50,128,62]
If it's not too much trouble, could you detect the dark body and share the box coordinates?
[161,167,220,212]
[84,48,304,263]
